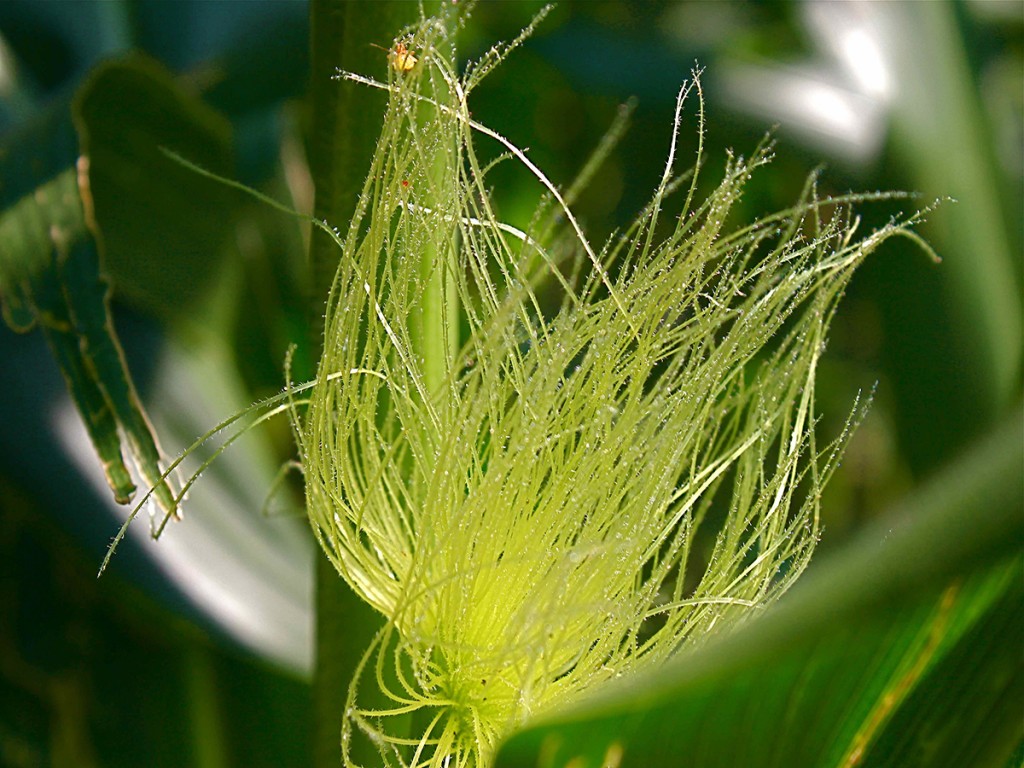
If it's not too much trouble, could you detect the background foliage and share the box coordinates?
[0,2,1020,766]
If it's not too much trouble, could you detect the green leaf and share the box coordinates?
[0,166,176,513]
[0,169,88,331]
[0,51,235,519]
[887,2,1022,416]
[494,410,1024,768]
[71,54,235,317]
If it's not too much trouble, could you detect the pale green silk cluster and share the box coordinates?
[298,9,923,767]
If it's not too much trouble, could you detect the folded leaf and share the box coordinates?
[0,167,174,512]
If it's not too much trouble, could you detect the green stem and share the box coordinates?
[307,3,421,766]
[185,644,228,768]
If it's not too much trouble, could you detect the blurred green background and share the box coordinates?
[0,1,1020,766]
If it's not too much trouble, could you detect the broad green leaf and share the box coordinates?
[72,54,234,317]
[494,411,1024,768]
